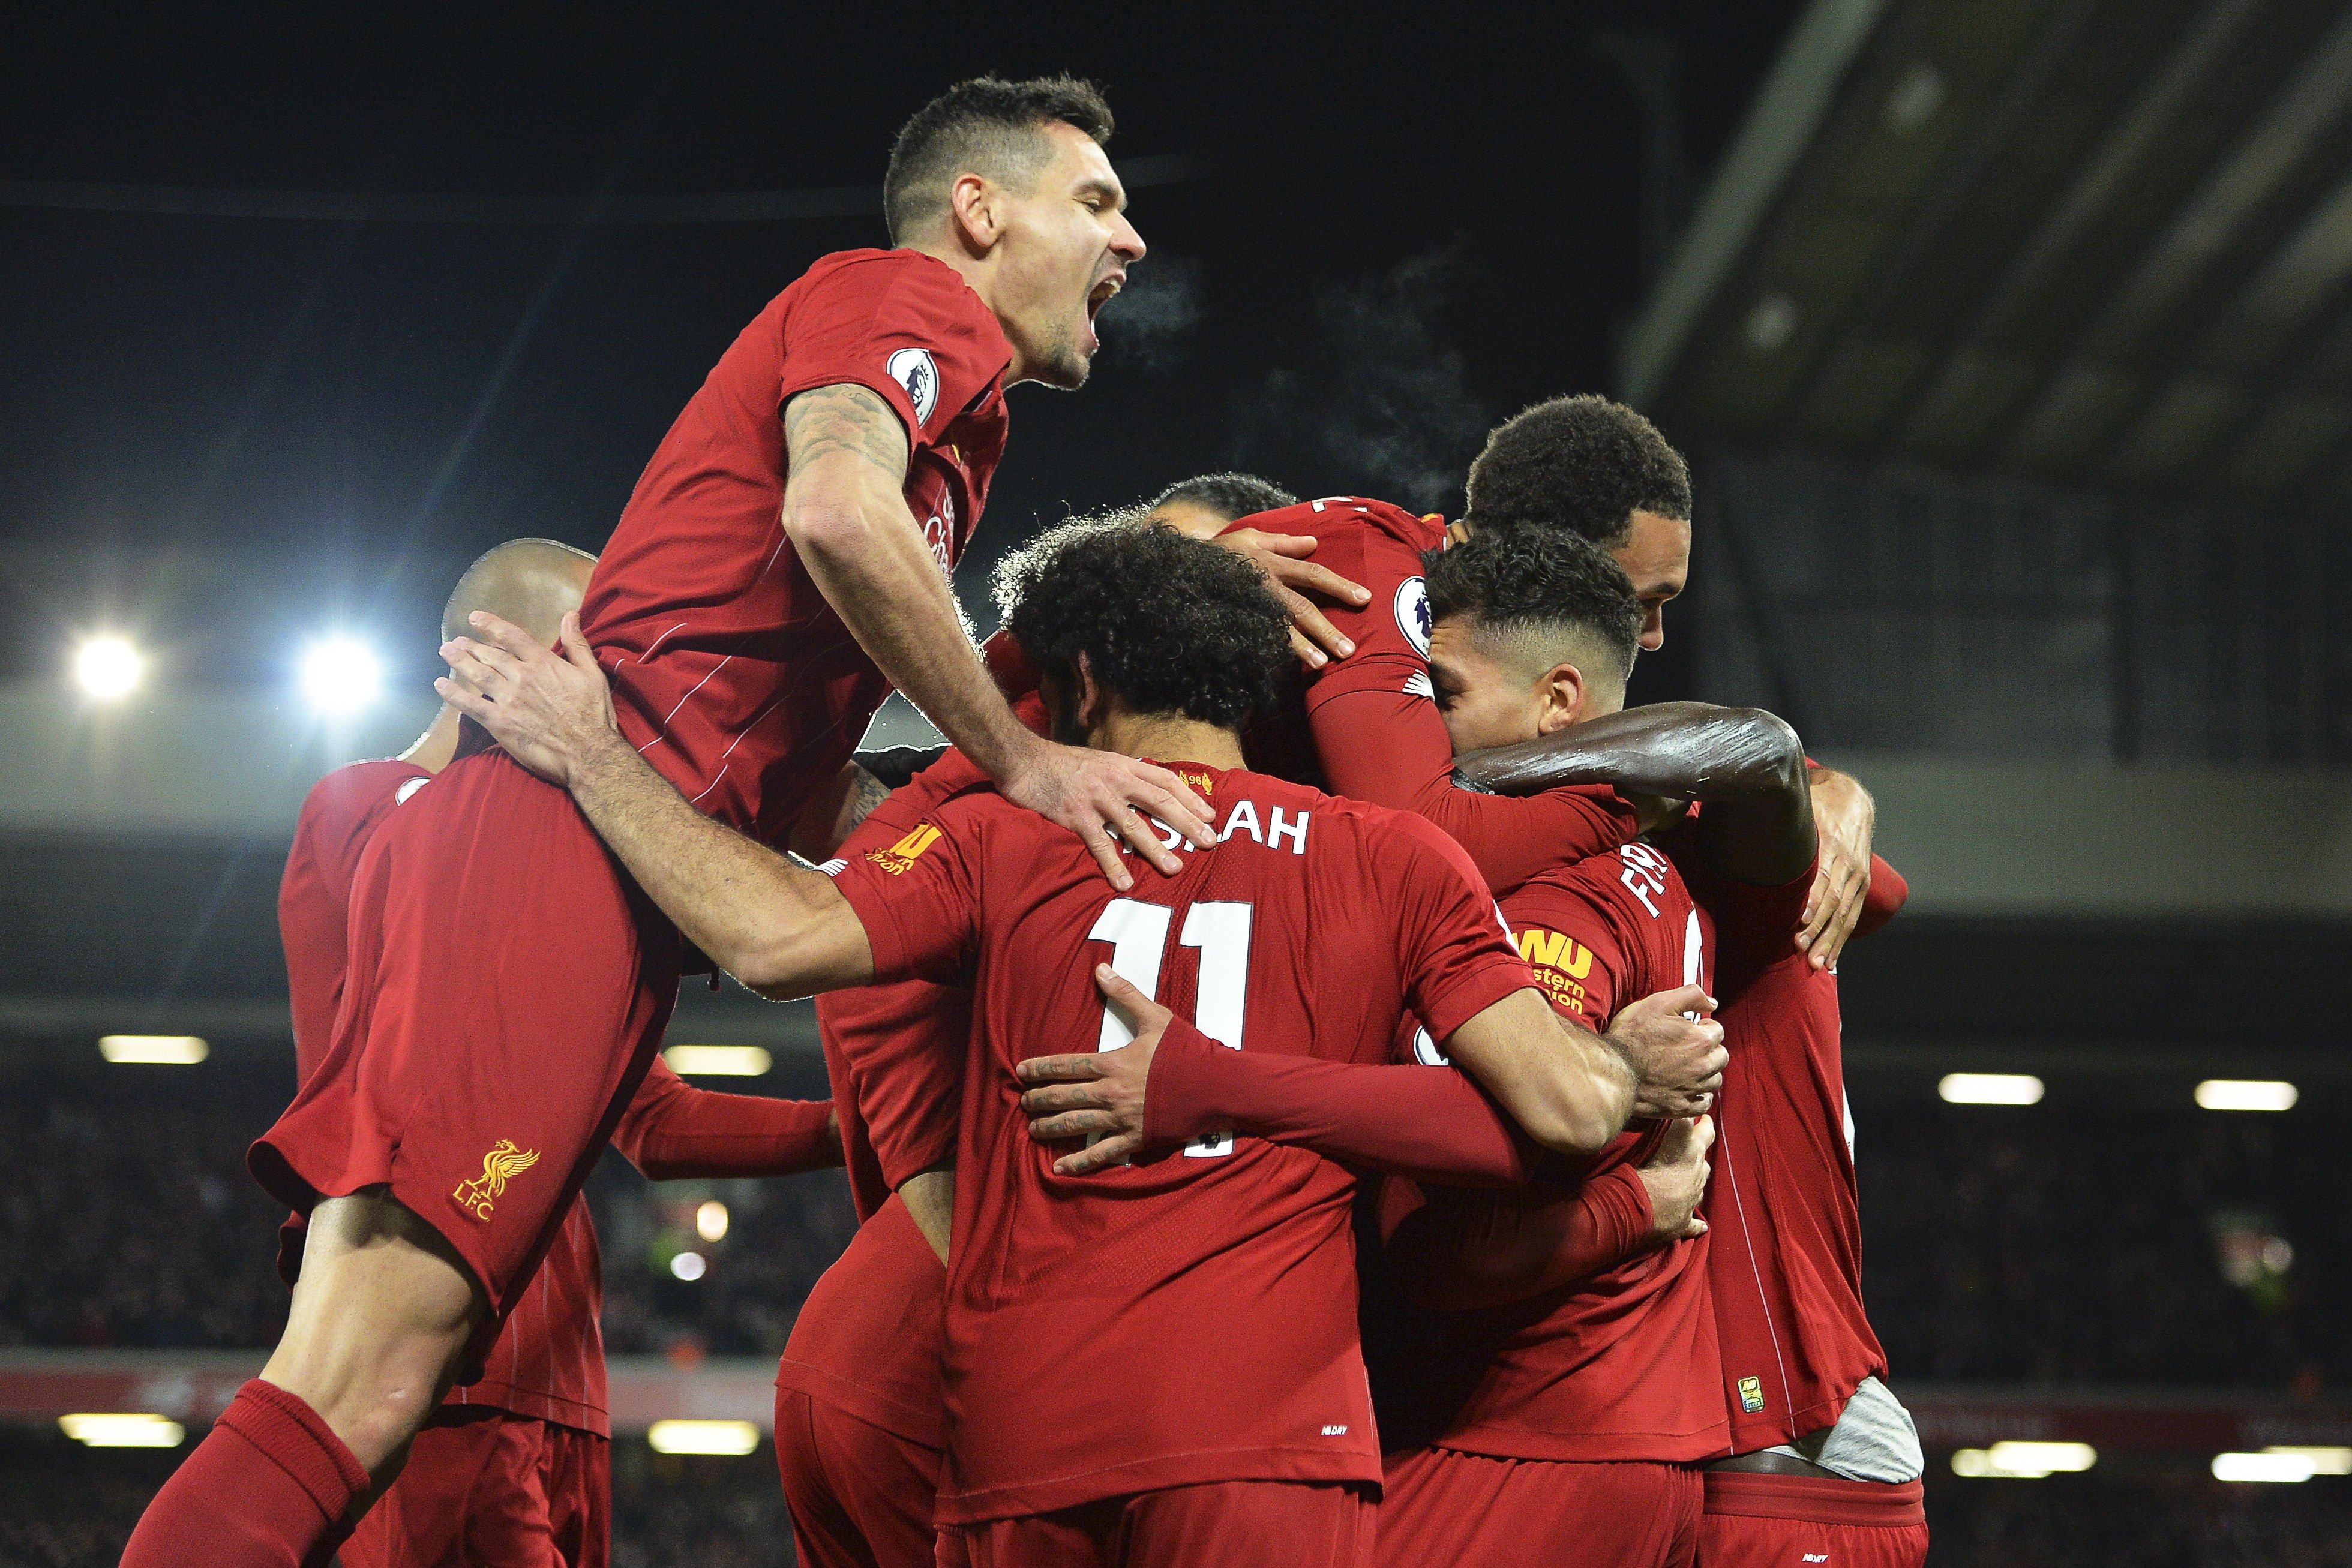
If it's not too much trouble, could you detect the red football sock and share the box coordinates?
[121,1378,370,1568]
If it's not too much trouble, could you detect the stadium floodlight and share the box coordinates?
[73,636,145,700]
[60,1413,185,1448]
[662,1044,771,1077]
[1950,1448,2041,1479]
[670,1250,707,1281]
[696,1201,729,1243]
[647,1419,760,1456]
[99,1035,209,1065]
[2265,1446,2352,1474]
[1989,1441,2096,1474]
[299,636,383,715]
[2214,1451,2317,1483]
[1938,1073,2044,1106]
[2195,1079,2297,1112]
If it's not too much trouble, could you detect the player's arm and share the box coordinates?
[437,614,876,998]
[1453,701,1815,888]
[1799,765,1904,969]
[780,384,1211,888]
[787,761,895,863]
[1312,685,1640,891]
[610,1057,842,1180]
[1380,1115,1714,1312]
[1018,992,1541,1183]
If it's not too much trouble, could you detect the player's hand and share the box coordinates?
[997,737,1215,890]
[436,611,619,787]
[1211,530,1371,669]
[1636,1115,1714,1242]
[1014,965,1165,1175]
[1798,768,1874,970]
[1603,985,1725,1120]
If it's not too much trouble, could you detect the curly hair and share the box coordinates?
[885,76,1115,244]
[1146,472,1298,524]
[994,516,1289,731]
[1424,527,1641,681]
[1463,394,1690,545]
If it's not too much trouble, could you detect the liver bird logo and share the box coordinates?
[452,1140,540,1221]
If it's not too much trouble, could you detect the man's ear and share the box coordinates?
[1534,660,1588,735]
[948,173,1002,256]
[1074,651,1109,737]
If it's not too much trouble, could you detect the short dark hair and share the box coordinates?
[1463,394,1691,545]
[1147,472,1298,525]
[1424,527,1642,681]
[995,516,1288,731]
[884,76,1115,244]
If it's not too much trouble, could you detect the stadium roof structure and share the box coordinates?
[1624,0,2352,504]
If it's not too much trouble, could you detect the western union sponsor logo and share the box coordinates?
[866,822,943,875]
[1516,928,1594,978]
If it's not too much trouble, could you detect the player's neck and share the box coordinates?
[1088,712,1244,773]
[398,705,463,774]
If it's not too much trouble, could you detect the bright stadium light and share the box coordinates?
[662,1045,770,1077]
[74,636,146,700]
[696,1201,729,1243]
[1990,1441,2096,1474]
[1939,1073,2044,1106]
[60,1414,185,1448]
[2214,1451,2317,1483]
[99,1035,209,1065]
[2195,1080,2297,1112]
[299,636,383,715]
[647,1419,759,1456]
[2266,1446,2352,1474]
[670,1250,706,1281]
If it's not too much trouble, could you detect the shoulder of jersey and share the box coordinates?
[1231,497,1442,549]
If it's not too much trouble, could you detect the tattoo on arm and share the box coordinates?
[842,764,893,837]
[784,384,911,482]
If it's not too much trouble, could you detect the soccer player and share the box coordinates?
[1375,529,1819,1568]
[277,540,843,1568]
[437,519,1726,1567]
[775,479,1304,1568]
[1452,671,1927,1555]
[123,76,1207,1567]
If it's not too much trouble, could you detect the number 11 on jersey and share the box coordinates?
[1087,897,1254,1158]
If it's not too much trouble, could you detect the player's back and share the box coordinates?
[832,761,1531,1521]
[1396,840,1728,1463]
[280,758,431,1080]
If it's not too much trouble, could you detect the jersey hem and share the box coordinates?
[772,1356,943,1450]
[937,1444,1381,1524]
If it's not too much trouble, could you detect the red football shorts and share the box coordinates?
[950,1481,1374,1568]
[1377,1446,1701,1567]
[775,1386,942,1568]
[1697,1472,1927,1568]
[341,1408,609,1568]
[251,747,679,1318]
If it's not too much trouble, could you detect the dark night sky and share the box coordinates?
[0,4,1800,699]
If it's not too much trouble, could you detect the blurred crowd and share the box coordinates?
[4,1079,2343,1392]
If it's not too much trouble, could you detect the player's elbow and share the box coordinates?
[1517,1074,1628,1163]
[781,494,875,570]
[1728,708,1807,795]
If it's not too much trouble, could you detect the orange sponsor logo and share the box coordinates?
[452,1140,540,1222]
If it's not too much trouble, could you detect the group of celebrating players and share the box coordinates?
[119,71,1930,1568]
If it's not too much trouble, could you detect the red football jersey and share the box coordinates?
[1667,836,1885,1451]
[1226,498,1637,892]
[583,247,1012,844]
[1382,840,1728,1462]
[828,764,1535,1523]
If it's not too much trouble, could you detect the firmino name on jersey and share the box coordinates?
[1145,798,1312,857]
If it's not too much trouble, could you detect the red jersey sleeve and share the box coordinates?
[1377,1164,1656,1312]
[1141,1020,1538,1185]
[827,797,987,985]
[1373,809,1541,1043]
[778,252,1008,454]
[608,1056,839,1181]
[1226,503,1639,892]
[1856,852,1909,938]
